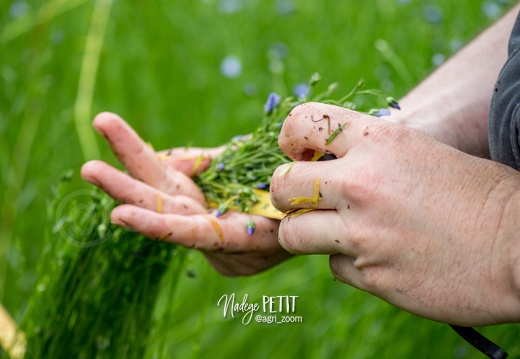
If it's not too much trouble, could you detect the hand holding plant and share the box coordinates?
[81,113,289,276]
[82,75,397,275]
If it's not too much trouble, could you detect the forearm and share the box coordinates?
[390,4,520,157]
[501,185,520,319]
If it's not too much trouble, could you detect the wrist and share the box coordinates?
[385,99,490,157]
[505,189,520,322]
[489,178,520,323]
[385,104,452,144]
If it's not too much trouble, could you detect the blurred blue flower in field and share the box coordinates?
[264,93,280,114]
[218,0,242,14]
[293,83,309,99]
[449,38,464,53]
[482,1,501,19]
[423,4,442,24]
[275,0,295,15]
[10,0,29,18]
[432,53,445,67]
[220,55,242,78]
[268,42,289,60]
[216,163,225,171]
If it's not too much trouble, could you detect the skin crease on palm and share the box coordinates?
[81,4,520,326]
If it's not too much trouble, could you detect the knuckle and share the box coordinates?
[357,266,390,294]
[365,121,416,148]
[340,165,381,204]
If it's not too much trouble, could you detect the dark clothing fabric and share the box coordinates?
[489,10,520,170]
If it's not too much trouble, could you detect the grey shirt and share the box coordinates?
[489,10,520,170]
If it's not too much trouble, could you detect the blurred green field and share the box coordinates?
[1,0,520,358]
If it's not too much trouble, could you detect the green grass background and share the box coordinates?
[1,0,520,358]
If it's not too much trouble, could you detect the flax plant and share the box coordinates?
[195,73,398,233]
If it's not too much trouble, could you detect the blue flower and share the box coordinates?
[293,83,309,99]
[264,92,280,114]
[246,220,256,236]
[216,163,225,171]
[386,97,401,110]
[255,182,267,189]
[374,108,391,117]
[216,204,228,217]
[220,55,242,78]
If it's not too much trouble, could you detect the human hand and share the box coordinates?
[81,112,290,276]
[270,102,520,325]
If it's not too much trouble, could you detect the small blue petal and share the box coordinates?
[216,163,225,171]
[255,183,267,189]
[375,108,391,117]
[246,221,256,236]
[216,210,223,217]
[386,97,401,110]
[264,92,281,114]
[293,83,309,99]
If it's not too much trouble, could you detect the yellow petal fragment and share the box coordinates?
[203,214,225,243]
[249,189,285,220]
[288,177,322,208]
[286,208,314,217]
[157,154,172,160]
[156,192,163,214]
[278,162,295,177]
[158,232,171,240]
[312,176,321,208]
[288,197,316,205]
[311,150,325,162]
[191,153,205,174]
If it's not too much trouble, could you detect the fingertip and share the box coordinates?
[80,159,102,176]
[80,160,100,185]
[92,112,126,136]
[80,160,112,184]
[110,204,135,227]
[280,102,368,159]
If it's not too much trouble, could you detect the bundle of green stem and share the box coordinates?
[21,179,186,358]
[194,73,398,233]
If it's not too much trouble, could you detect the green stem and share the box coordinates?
[375,38,414,87]
[73,0,113,161]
